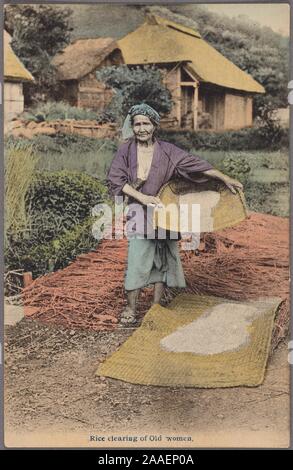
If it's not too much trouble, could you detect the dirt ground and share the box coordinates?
[4,317,290,449]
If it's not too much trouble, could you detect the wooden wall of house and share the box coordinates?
[4,81,24,127]
[77,49,123,111]
[160,65,181,127]
[77,73,113,110]
[224,92,253,129]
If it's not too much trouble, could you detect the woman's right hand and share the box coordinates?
[139,195,162,207]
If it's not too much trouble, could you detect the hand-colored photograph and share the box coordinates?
[3,1,291,448]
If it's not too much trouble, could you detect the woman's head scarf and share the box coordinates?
[121,103,161,140]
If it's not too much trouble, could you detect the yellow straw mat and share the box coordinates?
[96,294,281,388]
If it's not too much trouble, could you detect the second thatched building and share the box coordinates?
[52,38,124,111]
[118,15,265,131]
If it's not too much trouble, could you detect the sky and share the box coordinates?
[206,3,290,37]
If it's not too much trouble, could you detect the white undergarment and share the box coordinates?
[137,144,154,180]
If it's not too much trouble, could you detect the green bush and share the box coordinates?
[5,217,99,277]
[96,65,173,124]
[222,154,251,184]
[5,170,110,277]
[28,170,109,228]
[22,101,106,123]
[157,126,289,152]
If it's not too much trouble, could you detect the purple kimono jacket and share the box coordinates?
[107,137,213,236]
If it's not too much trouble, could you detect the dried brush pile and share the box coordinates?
[22,212,289,354]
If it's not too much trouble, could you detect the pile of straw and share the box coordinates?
[22,212,289,353]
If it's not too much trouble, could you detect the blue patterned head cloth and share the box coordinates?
[121,103,160,140]
[129,104,160,125]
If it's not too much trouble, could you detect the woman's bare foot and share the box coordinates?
[120,306,136,325]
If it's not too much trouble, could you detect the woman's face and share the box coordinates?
[132,114,155,143]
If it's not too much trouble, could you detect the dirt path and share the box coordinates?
[4,318,290,448]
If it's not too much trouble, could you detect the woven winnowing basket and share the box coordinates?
[153,179,248,233]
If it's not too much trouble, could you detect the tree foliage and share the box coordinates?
[96,65,173,123]
[4,4,73,103]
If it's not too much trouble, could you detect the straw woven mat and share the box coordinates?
[96,294,282,388]
[153,179,248,233]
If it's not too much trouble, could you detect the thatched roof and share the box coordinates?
[52,38,121,80]
[4,30,34,82]
[118,15,265,94]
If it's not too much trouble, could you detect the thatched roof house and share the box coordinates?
[4,31,34,127]
[118,15,265,130]
[52,38,124,110]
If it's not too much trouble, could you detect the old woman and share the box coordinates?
[107,103,242,324]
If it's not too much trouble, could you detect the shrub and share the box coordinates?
[5,217,99,277]
[96,65,173,124]
[5,170,110,277]
[22,101,104,123]
[222,154,251,184]
[254,102,286,147]
[28,170,109,230]
[157,126,289,152]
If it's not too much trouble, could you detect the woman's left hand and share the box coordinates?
[202,169,243,194]
[222,177,243,194]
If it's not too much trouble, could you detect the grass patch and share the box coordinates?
[199,149,289,217]
[5,135,289,224]
[5,134,119,181]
